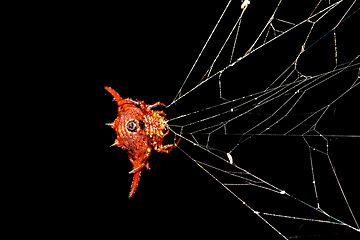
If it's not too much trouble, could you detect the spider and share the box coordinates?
[105,86,180,198]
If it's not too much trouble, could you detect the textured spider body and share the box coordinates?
[105,86,180,198]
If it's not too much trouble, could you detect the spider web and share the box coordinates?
[162,0,360,239]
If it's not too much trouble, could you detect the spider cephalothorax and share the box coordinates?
[105,86,180,198]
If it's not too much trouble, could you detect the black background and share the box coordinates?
[102,1,359,239]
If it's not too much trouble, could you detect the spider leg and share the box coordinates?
[155,145,175,153]
[156,111,166,117]
[154,137,181,153]
[147,102,167,109]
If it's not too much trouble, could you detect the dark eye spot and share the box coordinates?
[126,120,138,132]
[139,120,146,130]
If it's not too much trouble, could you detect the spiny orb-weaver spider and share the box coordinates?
[105,86,180,198]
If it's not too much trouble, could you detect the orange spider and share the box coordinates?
[105,86,180,198]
